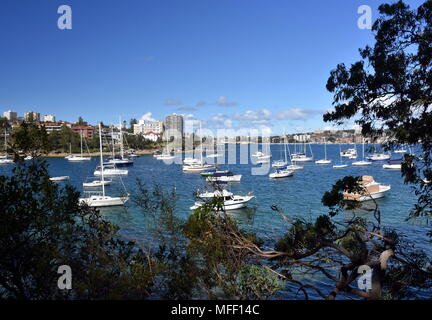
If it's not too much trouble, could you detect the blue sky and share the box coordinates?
[0,0,424,134]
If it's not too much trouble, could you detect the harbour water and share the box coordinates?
[2,143,431,299]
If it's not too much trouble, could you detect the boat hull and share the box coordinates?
[79,196,129,207]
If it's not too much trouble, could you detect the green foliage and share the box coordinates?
[0,160,153,299]
[325,0,432,221]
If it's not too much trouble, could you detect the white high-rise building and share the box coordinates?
[3,110,17,121]
[43,114,56,122]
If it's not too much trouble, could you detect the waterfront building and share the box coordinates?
[142,131,161,142]
[71,125,95,139]
[24,111,40,123]
[3,110,17,121]
[40,121,72,134]
[164,113,184,140]
[133,120,164,135]
[43,114,56,122]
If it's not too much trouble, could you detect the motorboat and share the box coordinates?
[343,176,391,202]
[190,189,254,211]
[383,158,402,170]
[206,171,242,182]
[155,153,175,160]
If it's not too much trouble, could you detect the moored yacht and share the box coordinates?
[383,158,402,170]
[190,189,254,211]
[343,176,391,202]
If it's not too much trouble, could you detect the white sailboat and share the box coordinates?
[183,122,215,172]
[315,139,331,164]
[0,129,13,164]
[107,120,134,166]
[68,130,91,161]
[291,141,313,162]
[270,135,294,178]
[83,178,112,188]
[333,144,348,168]
[80,123,129,207]
[352,138,372,166]
[286,143,304,170]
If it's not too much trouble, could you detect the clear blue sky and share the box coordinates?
[0,0,424,134]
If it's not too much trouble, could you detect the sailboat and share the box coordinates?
[107,119,134,166]
[286,143,304,170]
[291,141,313,162]
[256,140,271,164]
[352,138,372,166]
[80,123,129,207]
[0,129,13,164]
[68,129,91,161]
[183,121,215,172]
[269,135,294,178]
[315,138,331,164]
[382,158,402,170]
[272,135,289,168]
[333,144,348,168]
[155,131,175,160]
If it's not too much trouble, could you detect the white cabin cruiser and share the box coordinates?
[190,189,254,211]
[343,176,391,202]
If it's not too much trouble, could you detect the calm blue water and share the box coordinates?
[1,143,431,299]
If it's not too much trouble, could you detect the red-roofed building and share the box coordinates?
[71,125,95,139]
[142,131,160,142]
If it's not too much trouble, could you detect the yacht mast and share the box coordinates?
[99,123,105,196]
[119,117,124,159]
[80,129,83,157]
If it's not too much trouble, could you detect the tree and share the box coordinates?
[324,0,432,221]
[0,159,154,299]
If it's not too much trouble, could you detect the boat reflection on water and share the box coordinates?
[223,206,257,226]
